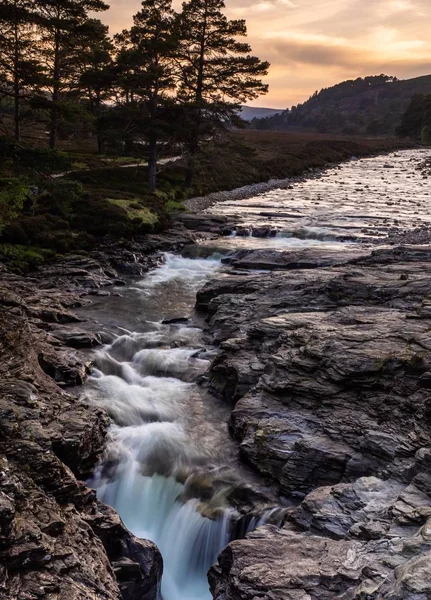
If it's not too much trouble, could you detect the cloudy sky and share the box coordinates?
[104,0,431,108]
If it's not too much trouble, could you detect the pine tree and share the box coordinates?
[76,19,115,153]
[35,0,109,150]
[114,0,177,192]
[0,0,42,141]
[175,0,269,185]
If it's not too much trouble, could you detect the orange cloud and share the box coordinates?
[103,0,431,107]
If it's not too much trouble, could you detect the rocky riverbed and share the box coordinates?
[196,150,431,599]
[1,148,431,600]
[0,230,195,600]
[200,245,431,599]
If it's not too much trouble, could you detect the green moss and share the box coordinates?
[165,199,187,212]
[0,244,56,272]
[71,161,87,170]
[107,198,159,225]
[65,153,140,171]
[0,178,28,233]
[100,156,139,165]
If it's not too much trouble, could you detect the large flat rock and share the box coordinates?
[200,246,431,600]
[221,246,370,270]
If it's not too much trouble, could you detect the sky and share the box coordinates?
[103,0,431,108]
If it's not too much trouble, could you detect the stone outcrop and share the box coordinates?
[199,245,431,599]
[0,251,169,600]
[221,247,368,270]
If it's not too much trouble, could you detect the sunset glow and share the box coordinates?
[104,0,431,107]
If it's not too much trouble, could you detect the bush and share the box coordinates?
[15,147,71,174]
[0,244,55,272]
[36,180,84,219]
[2,214,73,252]
[0,138,72,174]
[0,178,28,233]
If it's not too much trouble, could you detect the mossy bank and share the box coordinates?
[0,131,413,271]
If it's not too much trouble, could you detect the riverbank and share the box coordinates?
[0,260,164,599]
[203,243,431,600]
[0,131,413,272]
[1,148,430,600]
[0,226,202,599]
[193,149,431,599]
[187,130,414,199]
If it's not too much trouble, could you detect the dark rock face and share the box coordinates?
[85,503,162,600]
[200,246,431,600]
[0,252,167,599]
[50,328,103,348]
[210,513,431,600]
[174,212,232,235]
[221,247,368,270]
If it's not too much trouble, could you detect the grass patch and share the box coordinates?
[0,244,56,272]
[66,153,144,172]
[100,156,141,165]
[71,161,87,170]
[107,198,159,225]
[165,199,187,212]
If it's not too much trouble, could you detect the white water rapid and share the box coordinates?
[83,149,431,600]
[86,252,278,600]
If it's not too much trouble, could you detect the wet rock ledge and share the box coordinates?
[0,229,195,600]
[199,245,431,600]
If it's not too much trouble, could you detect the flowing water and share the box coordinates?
[84,149,430,600]
[204,149,431,249]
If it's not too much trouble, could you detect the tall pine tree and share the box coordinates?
[114,0,177,192]
[35,0,109,149]
[0,0,42,141]
[76,19,115,153]
[175,0,269,185]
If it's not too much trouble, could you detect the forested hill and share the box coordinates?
[250,74,431,135]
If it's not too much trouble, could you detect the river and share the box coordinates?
[82,148,430,600]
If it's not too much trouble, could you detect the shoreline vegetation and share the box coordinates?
[0,130,414,272]
[0,0,421,274]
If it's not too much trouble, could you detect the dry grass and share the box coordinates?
[234,130,413,161]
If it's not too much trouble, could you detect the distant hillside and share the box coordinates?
[241,106,283,122]
[250,74,431,135]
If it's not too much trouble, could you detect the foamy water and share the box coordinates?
[87,255,259,599]
[86,149,431,600]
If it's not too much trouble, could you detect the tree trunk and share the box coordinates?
[97,136,105,154]
[184,154,194,188]
[148,136,157,193]
[49,91,58,150]
[50,29,60,151]
[13,20,20,142]
[148,89,158,192]
[94,93,105,154]
[14,92,20,142]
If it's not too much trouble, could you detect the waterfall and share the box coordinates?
[86,253,280,600]
[94,467,234,600]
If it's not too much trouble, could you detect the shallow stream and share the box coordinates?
[84,148,430,600]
